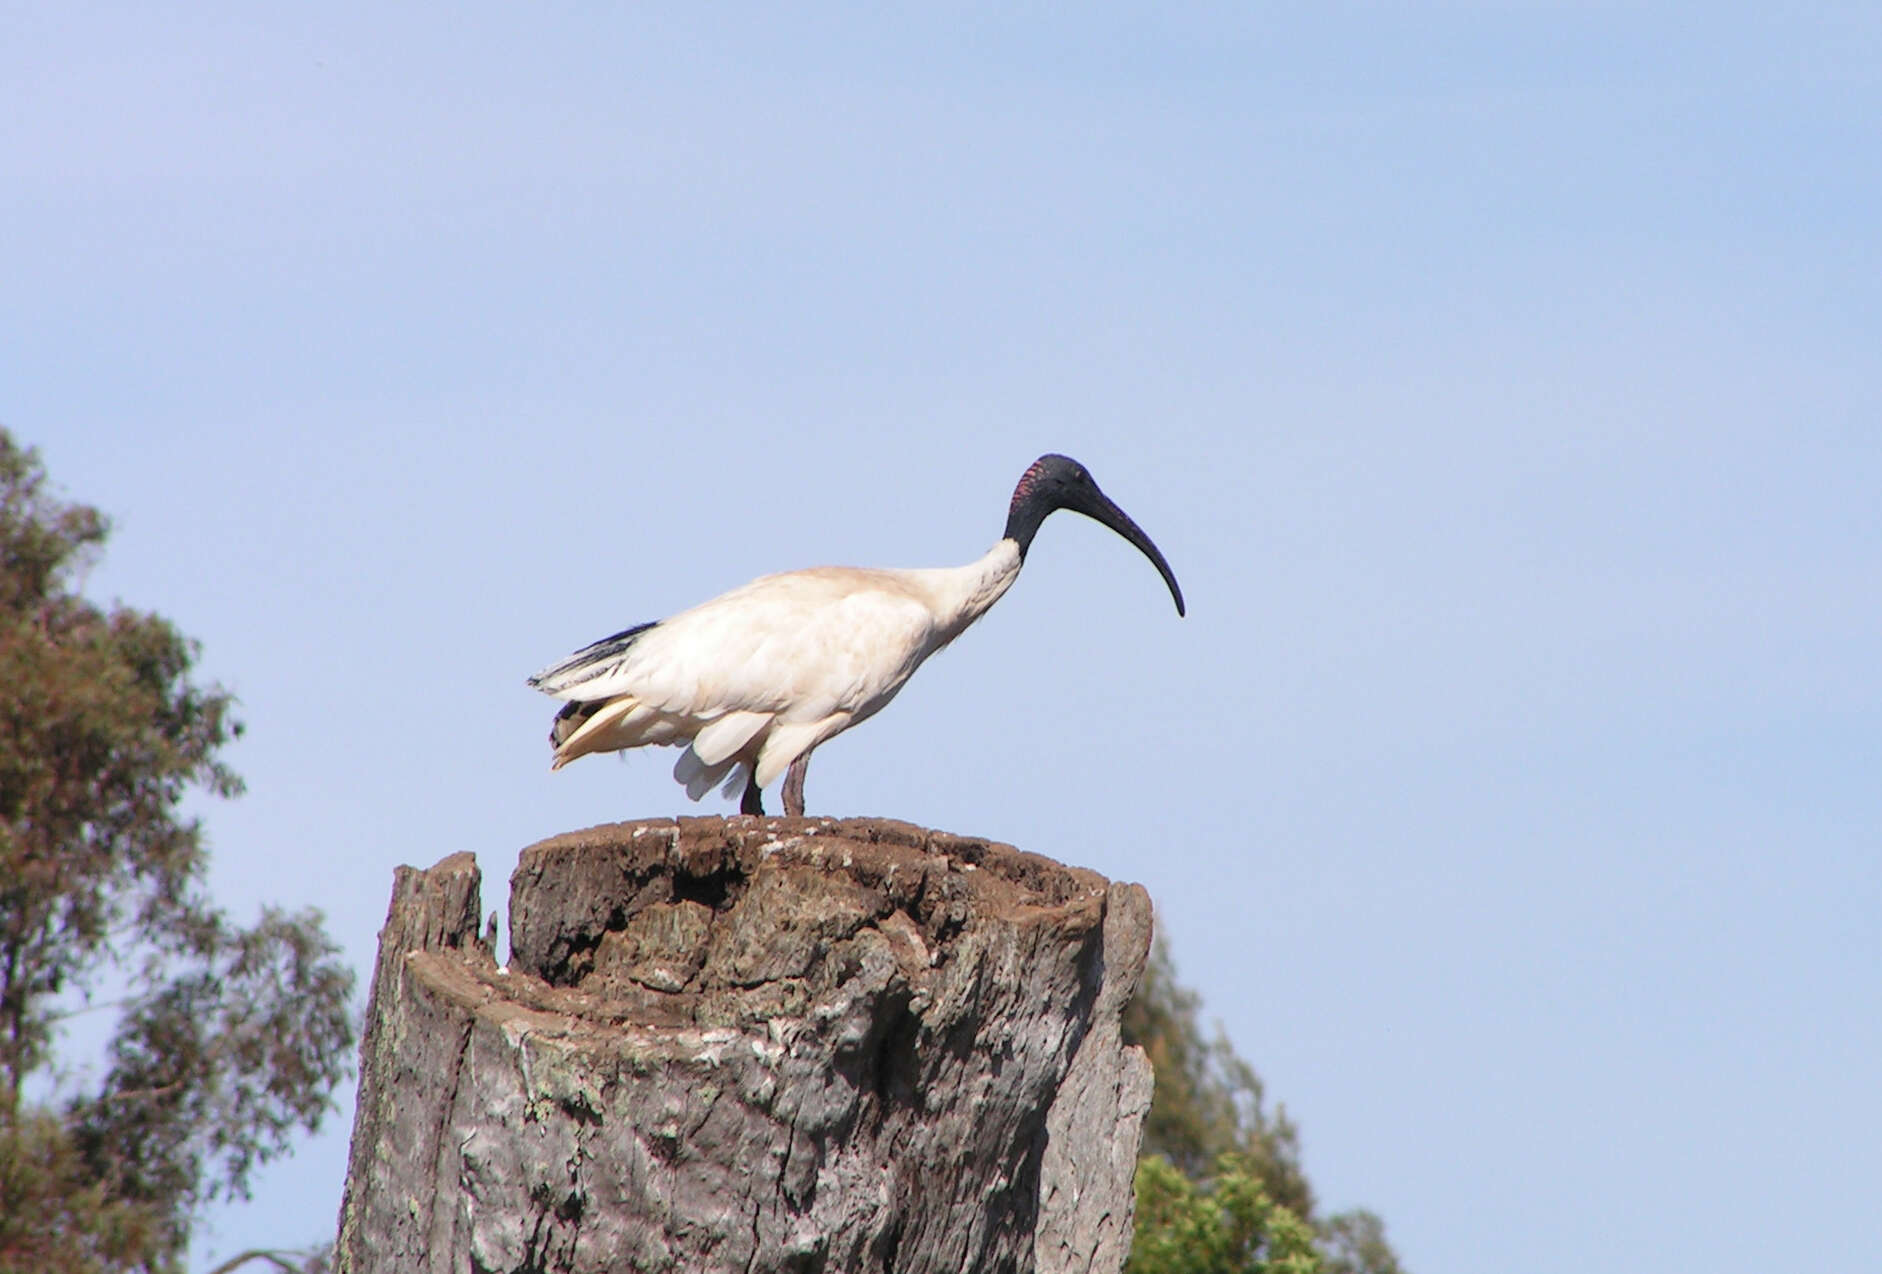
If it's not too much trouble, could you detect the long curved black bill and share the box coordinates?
[1081,491,1187,617]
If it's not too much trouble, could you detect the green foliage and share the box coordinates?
[1317,1209,1404,1274]
[0,1109,158,1274]
[0,430,356,1270]
[1124,937,1406,1274]
[1128,1155,1321,1274]
[1124,938,1313,1215]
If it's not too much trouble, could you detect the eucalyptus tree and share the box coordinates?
[1125,937,1406,1274]
[0,431,353,1271]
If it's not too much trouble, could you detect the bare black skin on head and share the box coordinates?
[1002,454,1187,617]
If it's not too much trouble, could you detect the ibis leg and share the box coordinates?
[739,771,765,816]
[782,755,808,818]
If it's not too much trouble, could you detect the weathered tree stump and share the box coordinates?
[334,817,1153,1274]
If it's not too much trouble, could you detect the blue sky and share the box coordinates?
[7,4,1880,1271]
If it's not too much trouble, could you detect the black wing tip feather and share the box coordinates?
[528,619,659,690]
[584,620,660,654]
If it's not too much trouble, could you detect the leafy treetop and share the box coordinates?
[0,430,354,1273]
[1123,937,1405,1274]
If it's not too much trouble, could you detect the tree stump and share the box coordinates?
[334,817,1153,1274]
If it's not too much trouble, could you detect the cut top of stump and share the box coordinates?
[343,816,1153,1274]
[498,816,1120,1038]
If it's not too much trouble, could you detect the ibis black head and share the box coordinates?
[1002,453,1186,616]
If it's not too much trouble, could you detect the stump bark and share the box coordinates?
[334,817,1153,1274]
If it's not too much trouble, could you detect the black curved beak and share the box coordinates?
[1075,489,1187,617]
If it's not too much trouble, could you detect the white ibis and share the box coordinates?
[528,453,1185,816]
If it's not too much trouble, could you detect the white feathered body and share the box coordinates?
[530,540,1023,801]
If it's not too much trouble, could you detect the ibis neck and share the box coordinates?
[1003,497,1050,559]
[908,540,1023,644]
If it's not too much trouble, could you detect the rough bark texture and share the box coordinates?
[334,817,1153,1274]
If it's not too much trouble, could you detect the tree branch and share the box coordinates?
[205,1250,308,1274]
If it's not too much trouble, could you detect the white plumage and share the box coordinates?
[528,454,1183,816]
